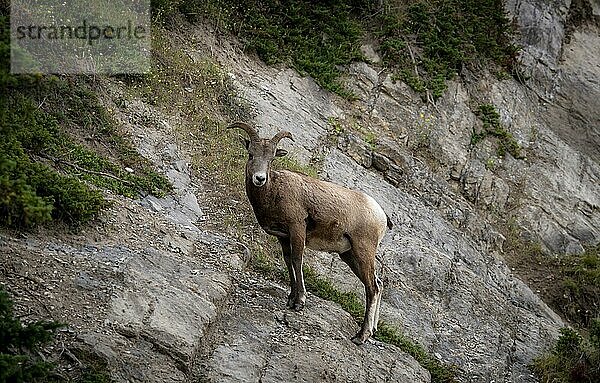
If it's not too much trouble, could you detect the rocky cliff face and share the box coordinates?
[2,1,599,383]
[503,0,600,252]
[208,0,599,379]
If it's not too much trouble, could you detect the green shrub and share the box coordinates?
[0,288,61,383]
[178,0,517,99]
[560,246,600,327]
[194,0,373,98]
[0,11,170,229]
[378,0,518,98]
[0,94,104,227]
[0,156,53,227]
[533,323,600,383]
[0,288,114,383]
[472,104,523,159]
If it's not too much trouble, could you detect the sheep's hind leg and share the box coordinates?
[278,237,296,308]
[340,248,379,345]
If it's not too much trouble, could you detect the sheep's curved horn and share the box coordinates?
[227,122,259,141]
[270,130,294,146]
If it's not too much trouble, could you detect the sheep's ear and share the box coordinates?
[275,148,288,157]
[238,136,250,149]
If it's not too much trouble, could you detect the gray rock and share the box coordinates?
[360,44,382,64]
[95,242,241,383]
[10,3,597,382]
[339,134,373,168]
[372,152,391,172]
[199,276,430,383]
[229,29,581,380]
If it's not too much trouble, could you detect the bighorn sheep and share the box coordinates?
[228,122,392,344]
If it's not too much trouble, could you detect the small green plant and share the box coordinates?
[472,104,523,159]
[375,322,457,383]
[533,323,600,383]
[485,158,497,171]
[414,112,435,149]
[303,266,365,321]
[328,117,345,136]
[363,131,378,150]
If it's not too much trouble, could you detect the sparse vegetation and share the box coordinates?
[133,28,250,190]
[328,117,345,136]
[375,322,457,383]
[0,288,61,382]
[247,245,456,383]
[0,12,170,229]
[305,267,457,383]
[502,227,600,382]
[182,0,517,100]
[0,288,113,383]
[378,0,518,99]
[273,155,319,178]
[560,246,600,327]
[504,231,599,329]
[187,0,370,98]
[533,324,600,383]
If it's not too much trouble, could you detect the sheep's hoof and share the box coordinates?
[286,298,294,309]
[286,295,295,309]
[351,332,370,345]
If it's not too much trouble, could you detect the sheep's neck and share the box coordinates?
[245,172,280,227]
[245,174,273,206]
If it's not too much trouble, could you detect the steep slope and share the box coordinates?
[216,55,562,382]
[2,1,599,382]
[0,77,431,382]
[190,0,599,380]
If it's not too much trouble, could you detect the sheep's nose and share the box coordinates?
[253,173,267,186]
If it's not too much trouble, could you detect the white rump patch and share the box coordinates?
[364,194,387,231]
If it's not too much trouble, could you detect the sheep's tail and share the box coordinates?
[386,214,393,229]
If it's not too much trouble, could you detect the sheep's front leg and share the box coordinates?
[289,229,307,311]
[278,237,296,308]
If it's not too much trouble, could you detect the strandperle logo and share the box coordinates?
[15,20,147,46]
[11,0,150,74]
